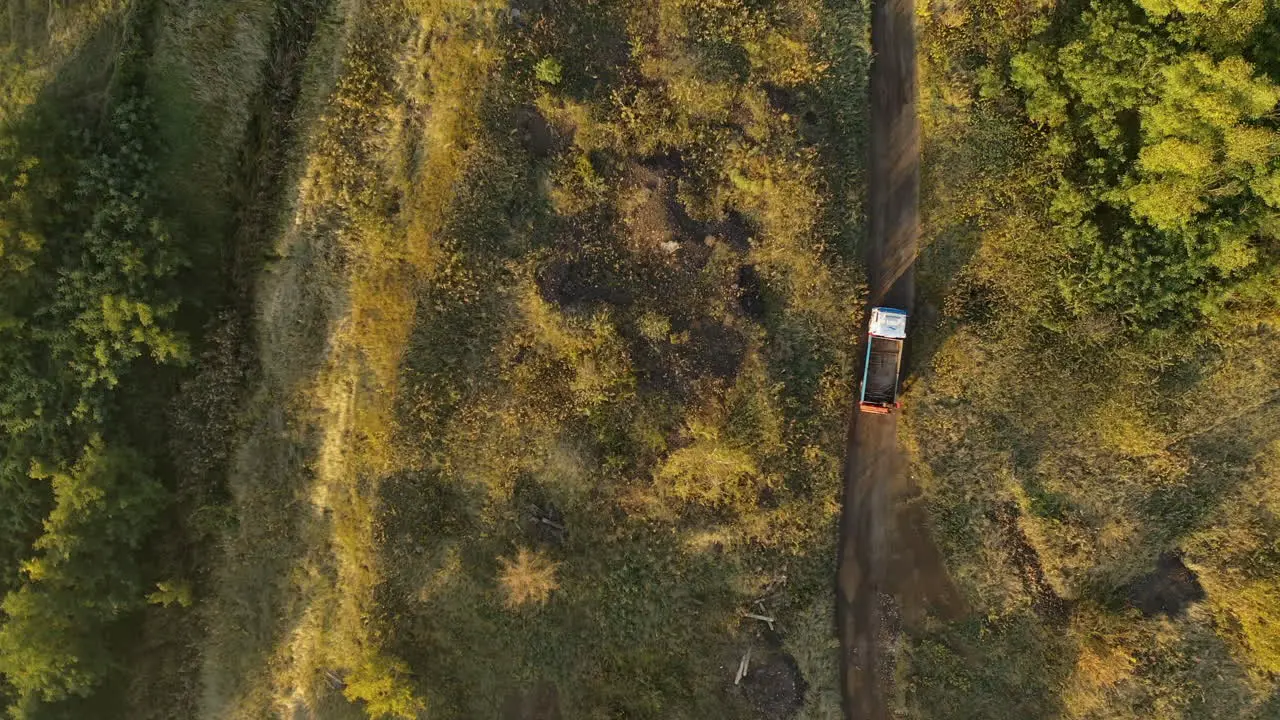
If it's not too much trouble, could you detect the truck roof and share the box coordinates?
[869,307,908,339]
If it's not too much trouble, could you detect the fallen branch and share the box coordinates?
[734,647,752,685]
[743,612,776,630]
[538,516,566,532]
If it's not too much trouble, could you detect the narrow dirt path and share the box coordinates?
[835,0,919,714]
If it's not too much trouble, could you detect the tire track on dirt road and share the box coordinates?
[835,0,920,714]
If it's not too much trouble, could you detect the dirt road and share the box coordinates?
[835,0,920,714]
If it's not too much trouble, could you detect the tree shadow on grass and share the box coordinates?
[374,464,757,718]
[905,611,1074,720]
[813,0,873,265]
[907,302,1279,718]
[1167,618,1262,720]
[1254,688,1280,720]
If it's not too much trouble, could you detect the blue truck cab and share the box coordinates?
[859,307,907,414]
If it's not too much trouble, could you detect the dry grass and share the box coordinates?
[199,0,507,716]
[147,0,273,239]
[498,548,561,609]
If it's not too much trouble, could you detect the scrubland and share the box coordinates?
[0,0,1277,718]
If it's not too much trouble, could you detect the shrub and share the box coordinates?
[343,651,425,720]
[657,418,762,507]
[498,547,560,609]
[534,57,563,85]
[146,580,193,609]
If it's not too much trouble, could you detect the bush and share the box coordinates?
[343,651,424,720]
[0,439,164,708]
[657,418,763,506]
[1010,0,1280,331]
[497,547,560,609]
[534,57,563,85]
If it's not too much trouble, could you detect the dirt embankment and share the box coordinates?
[193,0,341,715]
[835,0,961,716]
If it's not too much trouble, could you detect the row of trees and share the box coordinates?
[0,63,187,714]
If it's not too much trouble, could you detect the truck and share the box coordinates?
[859,307,907,414]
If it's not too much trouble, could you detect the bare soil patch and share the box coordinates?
[740,650,806,720]
[737,265,766,319]
[890,502,966,627]
[991,502,1070,624]
[536,252,635,308]
[1126,551,1205,618]
[516,106,558,157]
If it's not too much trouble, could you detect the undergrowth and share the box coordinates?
[905,0,1280,717]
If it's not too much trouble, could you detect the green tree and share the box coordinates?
[47,99,189,408]
[1011,0,1280,330]
[0,438,165,710]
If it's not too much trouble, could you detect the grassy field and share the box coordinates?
[1,0,1279,718]
[98,0,873,718]
[195,0,872,716]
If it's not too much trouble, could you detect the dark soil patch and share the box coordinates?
[511,0,547,15]
[512,479,568,545]
[1126,551,1205,617]
[622,162,680,249]
[515,107,558,157]
[643,150,686,176]
[763,83,801,115]
[512,474,568,546]
[762,84,826,141]
[623,156,755,259]
[688,319,748,379]
[875,592,902,690]
[537,252,634,309]
[622,155,708,250]
[737,265,766,319]
[740,650,806,720]
[626,316,747,396]
[712,209,755,250]
[991,502,1071,625]
[502,682,561,720]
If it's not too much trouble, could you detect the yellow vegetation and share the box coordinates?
[498,548,561,610]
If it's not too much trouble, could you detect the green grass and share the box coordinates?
[146,0,274,250]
